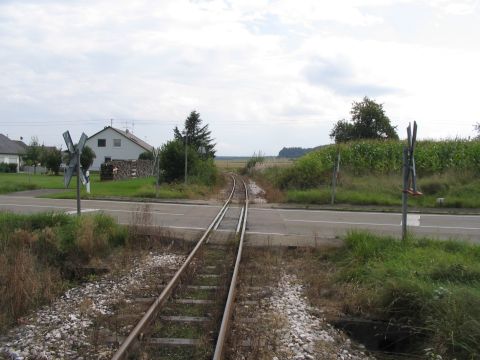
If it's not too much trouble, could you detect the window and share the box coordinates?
[113,139,121,147]
[104,157,111,163]
[98,139,106,147]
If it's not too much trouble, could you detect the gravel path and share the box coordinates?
[248,180,267,204]
[0,253,184,360]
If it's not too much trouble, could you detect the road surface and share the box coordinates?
[0,194,479,244]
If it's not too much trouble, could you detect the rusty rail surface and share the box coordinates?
[213,176,249,360]
[111,175,237,360]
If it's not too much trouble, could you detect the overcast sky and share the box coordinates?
[1,0,479,155]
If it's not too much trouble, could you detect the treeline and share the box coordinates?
[278,147,313,158]
[270,139,480,189]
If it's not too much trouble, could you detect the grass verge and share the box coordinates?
[0,173,65,194]
[0,173,219,200]
[324,232,480,358]
[259,168,480,209]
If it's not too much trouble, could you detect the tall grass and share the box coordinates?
[0,212,127,332]
[332,232,480,358]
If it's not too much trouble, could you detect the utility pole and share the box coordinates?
[184,134,188,185]
[401,147,408,240]
[153,147,160,198]
[331,151,341,205]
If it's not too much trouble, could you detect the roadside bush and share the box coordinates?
[0,163,17,173]
[159,140,218,186]
[190,157,218,186]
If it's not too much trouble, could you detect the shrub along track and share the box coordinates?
[109,174,249,360]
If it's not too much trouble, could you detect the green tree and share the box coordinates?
[330,97,399,143]
[158,140,199,182]
[23,137,44,174]
[174,110,216,157]
[138,151,154,160]
[80,146,96,171]
[44,148,62,175]
[474,123,480,140]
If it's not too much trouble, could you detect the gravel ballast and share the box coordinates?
[270,274,373,360]
[0,253,184,360]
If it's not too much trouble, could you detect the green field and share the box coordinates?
[215,157,293,170]
[0,173,215,200]
[0,173,65,194]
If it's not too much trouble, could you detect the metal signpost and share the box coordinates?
[63,131,87,216]
[402,121,422,241]
[184,134,188,185]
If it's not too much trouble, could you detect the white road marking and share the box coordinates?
[285,219,397,227]
[252,207,480,220]
[65,209,99,215]
[251,207,401,216]
[285,218,480,231]
[0,203,184,216]
[0,203,72,210]
[401,214,421,226]
[246,231,301,236]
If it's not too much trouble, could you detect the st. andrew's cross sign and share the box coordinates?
[63,131,87,215]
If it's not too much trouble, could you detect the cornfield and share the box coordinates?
[276,139,480,189]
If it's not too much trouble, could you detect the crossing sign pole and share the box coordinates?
[76,149,81,215]
[63,131,87,216]
[401,121,422,241]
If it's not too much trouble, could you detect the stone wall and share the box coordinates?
[100,160,153,181]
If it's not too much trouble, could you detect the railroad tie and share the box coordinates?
[175,299,215,304]
[105,336,200,347]
[160,315,210,322]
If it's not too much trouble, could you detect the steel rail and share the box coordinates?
[212,176,249,360]
[111,175,237,360]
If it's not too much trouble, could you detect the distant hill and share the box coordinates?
[278,147,314,158]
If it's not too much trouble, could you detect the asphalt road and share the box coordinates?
[1,194,479,243]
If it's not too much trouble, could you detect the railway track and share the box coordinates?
[108,174,249,359]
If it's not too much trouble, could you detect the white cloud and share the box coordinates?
[425,0,479,15]
[0,0,479,155]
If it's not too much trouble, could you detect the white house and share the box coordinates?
[86,126,154,171]
[0,134,26,172]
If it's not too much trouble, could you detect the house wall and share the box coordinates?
[86,128,148,171]
[0,153,20,172]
